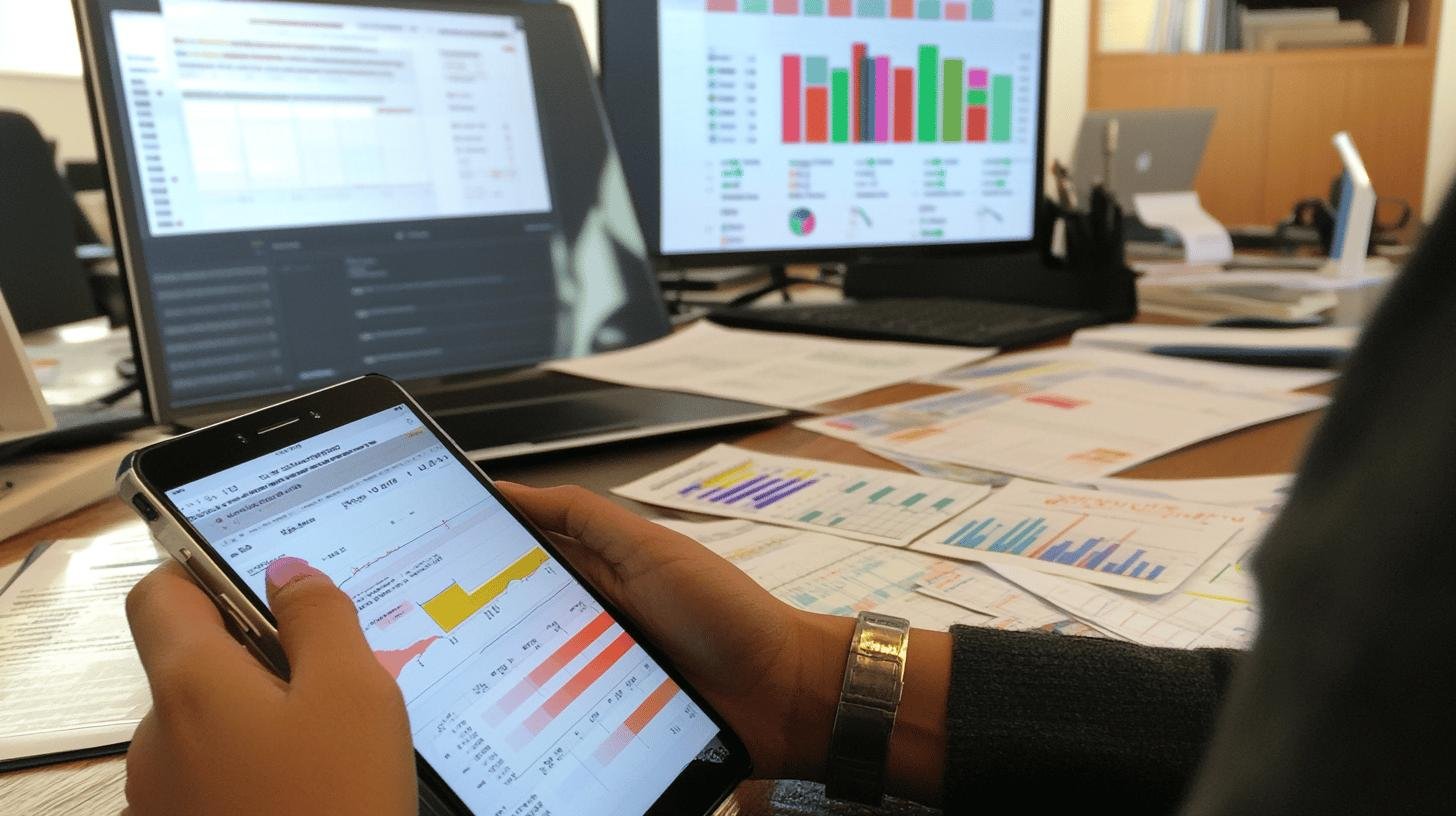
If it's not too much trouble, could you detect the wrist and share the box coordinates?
[778,611,855,782]
[778,612,950,805]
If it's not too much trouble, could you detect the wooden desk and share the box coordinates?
[0,379,1325,816]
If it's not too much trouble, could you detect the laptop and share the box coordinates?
[74,0,785,460]
[1071,108,1217,211]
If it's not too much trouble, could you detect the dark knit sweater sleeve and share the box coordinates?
[941,626,1238,814]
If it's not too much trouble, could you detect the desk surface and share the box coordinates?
[0,372,1326,816]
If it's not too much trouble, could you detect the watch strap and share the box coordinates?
[823,611,910,805]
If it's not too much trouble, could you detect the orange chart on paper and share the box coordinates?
[420,547,550,632]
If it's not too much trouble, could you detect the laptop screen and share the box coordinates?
[82,1,669,419]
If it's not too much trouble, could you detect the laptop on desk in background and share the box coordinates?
[75,0,783,459]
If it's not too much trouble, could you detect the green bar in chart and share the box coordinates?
[967,88,988,105]
[917,0,941,19]
[831,68,851,142]
[805,56,828,85]
[971,0,994,20]
[901,492,927,507]
[991,73,1012,141]
[858,0,887,16]
[942,58,963,141]
[917,45,939,142]
[845,480,868,493]
[742,0,769,12]
[933,497,955,511]
[869,487,895,502]
[803,0,826,13]
[800,510,823,522]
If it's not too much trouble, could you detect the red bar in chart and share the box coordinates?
[782,55,802,143]
[488,611,615,725]
[706,0,738,10]
[891,0,914,17]
[966,106,987,141]
[851,42,866,142]
[946,1,968,20]
[592,678,682,765]
[828,0,852,15]
[773,0,799,13]
[893,67,914,142]
[516,632,636,741]
[806,86,829,142]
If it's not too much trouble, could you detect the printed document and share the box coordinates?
[909,480,1250,594]
[0,531,161,767]
[614,444,990,547]
[547,321,995,410]
[800,370,1326,483]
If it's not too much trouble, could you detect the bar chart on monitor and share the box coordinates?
[911,480,1250,594]
[613,444,990,546]
[657,0,1045,251]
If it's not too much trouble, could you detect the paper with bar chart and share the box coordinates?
[910,480,1253,594]
[616,444,991,546]
[799,370,1328,483]
[171,406,722,816]
[658,0,1044,253]
[661,519,994,629]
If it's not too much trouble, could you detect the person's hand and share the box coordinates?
[497,482,856,781]
[122,558,417,816]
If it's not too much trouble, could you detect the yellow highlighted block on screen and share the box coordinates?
[421,547,550,632]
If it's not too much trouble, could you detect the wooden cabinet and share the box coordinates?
[1088,1,1442,225]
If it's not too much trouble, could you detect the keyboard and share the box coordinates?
[709,298,1104,348]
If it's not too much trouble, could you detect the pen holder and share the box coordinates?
[1040,194,1138,322]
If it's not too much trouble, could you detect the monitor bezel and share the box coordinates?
[73,0,672,426]
[599,0,1053,270]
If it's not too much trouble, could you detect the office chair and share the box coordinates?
[0,110,102,333]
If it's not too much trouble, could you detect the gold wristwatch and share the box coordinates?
[823,611,911,806]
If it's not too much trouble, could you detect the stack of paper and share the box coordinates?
[0,529,160,770]
[618,414,1295,650]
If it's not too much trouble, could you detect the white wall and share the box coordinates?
[1425,5,1456,220]
[1045,0,1091,169]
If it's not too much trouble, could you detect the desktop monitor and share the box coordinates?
[74,0,678,427]
[600,0,1050,269]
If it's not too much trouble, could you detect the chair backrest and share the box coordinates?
[0,110,99,333]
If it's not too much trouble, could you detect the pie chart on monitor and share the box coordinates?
[788,207,816,237]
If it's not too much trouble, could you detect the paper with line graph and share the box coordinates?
[614,444,991,546]
[910,480,1251,594]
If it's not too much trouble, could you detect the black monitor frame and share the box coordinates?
[599,0,1052,270]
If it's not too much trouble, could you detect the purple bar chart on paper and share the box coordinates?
[641,447,990,545]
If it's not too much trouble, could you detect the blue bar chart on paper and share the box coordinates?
[910,480,1248,594]
[613,444,991,546]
